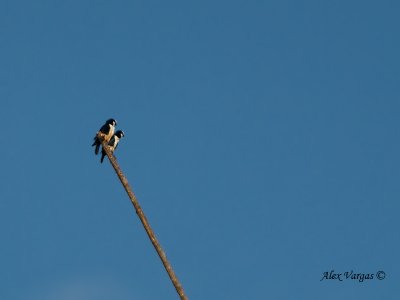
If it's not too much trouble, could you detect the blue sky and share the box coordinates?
[1,1,399,299]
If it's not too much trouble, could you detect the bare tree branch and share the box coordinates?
[100,138,188,300]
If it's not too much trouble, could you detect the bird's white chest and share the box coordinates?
[110,136,120,152]
[105,125,115,142]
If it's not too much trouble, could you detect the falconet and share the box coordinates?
[101,130,125,163]
[92,118,117,155]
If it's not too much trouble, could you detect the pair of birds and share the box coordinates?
[92,118,124,163]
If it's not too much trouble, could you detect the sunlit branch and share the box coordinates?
[100,137,188,300]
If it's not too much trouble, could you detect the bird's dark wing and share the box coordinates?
[99,123,110,134]
[108,135,116,147]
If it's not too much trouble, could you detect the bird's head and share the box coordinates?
[115,130,124,138]
[106,118,117,127]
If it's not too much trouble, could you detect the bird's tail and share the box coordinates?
[95,143,100,155]
[92,136,101,155]
[100,152,106,163]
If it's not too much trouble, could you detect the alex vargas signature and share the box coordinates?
[320,270,385,282]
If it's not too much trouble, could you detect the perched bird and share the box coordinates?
[101,130,125,163]
[92,118,117,155]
